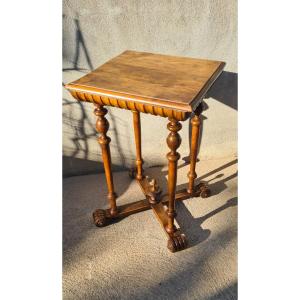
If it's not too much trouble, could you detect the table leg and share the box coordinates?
[187,114,200,193]
[166,118,187,252]
[187,111,211,198]
[132,111,144,180]
[93,104,118,226]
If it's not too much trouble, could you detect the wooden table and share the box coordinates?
[65,50,225,252]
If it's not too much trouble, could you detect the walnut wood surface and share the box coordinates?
[65,50,225,113]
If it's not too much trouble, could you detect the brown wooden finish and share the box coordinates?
[94,104,118,217]
[65,50,225,113]
[187,114,201,193]
[92,182,208,224]
[66,50,223,252]
[132,111,144,180]
[137,176,162,205]
[166,118,182,235]
[151,202,169,231]
[128,167,162,205]
[69,90,190,121]
[151,202,187,252]
[92,182,210,251]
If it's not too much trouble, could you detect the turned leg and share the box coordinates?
[187,114,200,193]
[132,111,162,204]
[132,111,144,180]
[93,104,117,226]
[187,110,211,198]
[165,118,187,252]
[166,118,182,235]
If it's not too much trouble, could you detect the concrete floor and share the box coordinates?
[63,157,237,299]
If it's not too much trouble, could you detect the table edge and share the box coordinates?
[190,61,226,110]
[65,61,226,113]
[64,84,193,112]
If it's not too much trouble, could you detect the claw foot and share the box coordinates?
[167,232,188,253]
[92,209,107,227]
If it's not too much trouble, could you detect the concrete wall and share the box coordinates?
[63,0,237,177]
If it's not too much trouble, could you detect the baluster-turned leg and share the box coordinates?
[166,118,182,234]
[166,118,187,252]
[93,104,118,227]
[132,111,144,180]
[187,111,211,198]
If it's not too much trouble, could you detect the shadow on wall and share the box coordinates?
[63,18,131,177]
[183,70,237,162]
[63,155,126,178]
[206,70,238,110]
[63,17,93,72]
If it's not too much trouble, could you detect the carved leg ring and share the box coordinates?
[93,104,118,226]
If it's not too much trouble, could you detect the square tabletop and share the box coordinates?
[65,50,225,112]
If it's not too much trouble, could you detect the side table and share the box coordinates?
[65,50,225,252]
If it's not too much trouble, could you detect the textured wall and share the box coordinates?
[63,0,237,176]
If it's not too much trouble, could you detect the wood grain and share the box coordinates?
[65,50,225,113]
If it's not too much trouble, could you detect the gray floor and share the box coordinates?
[63,157,237,299]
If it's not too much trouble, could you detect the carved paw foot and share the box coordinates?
[92,209,107,227]
[167,232,188,253]
[199,183,211,198]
